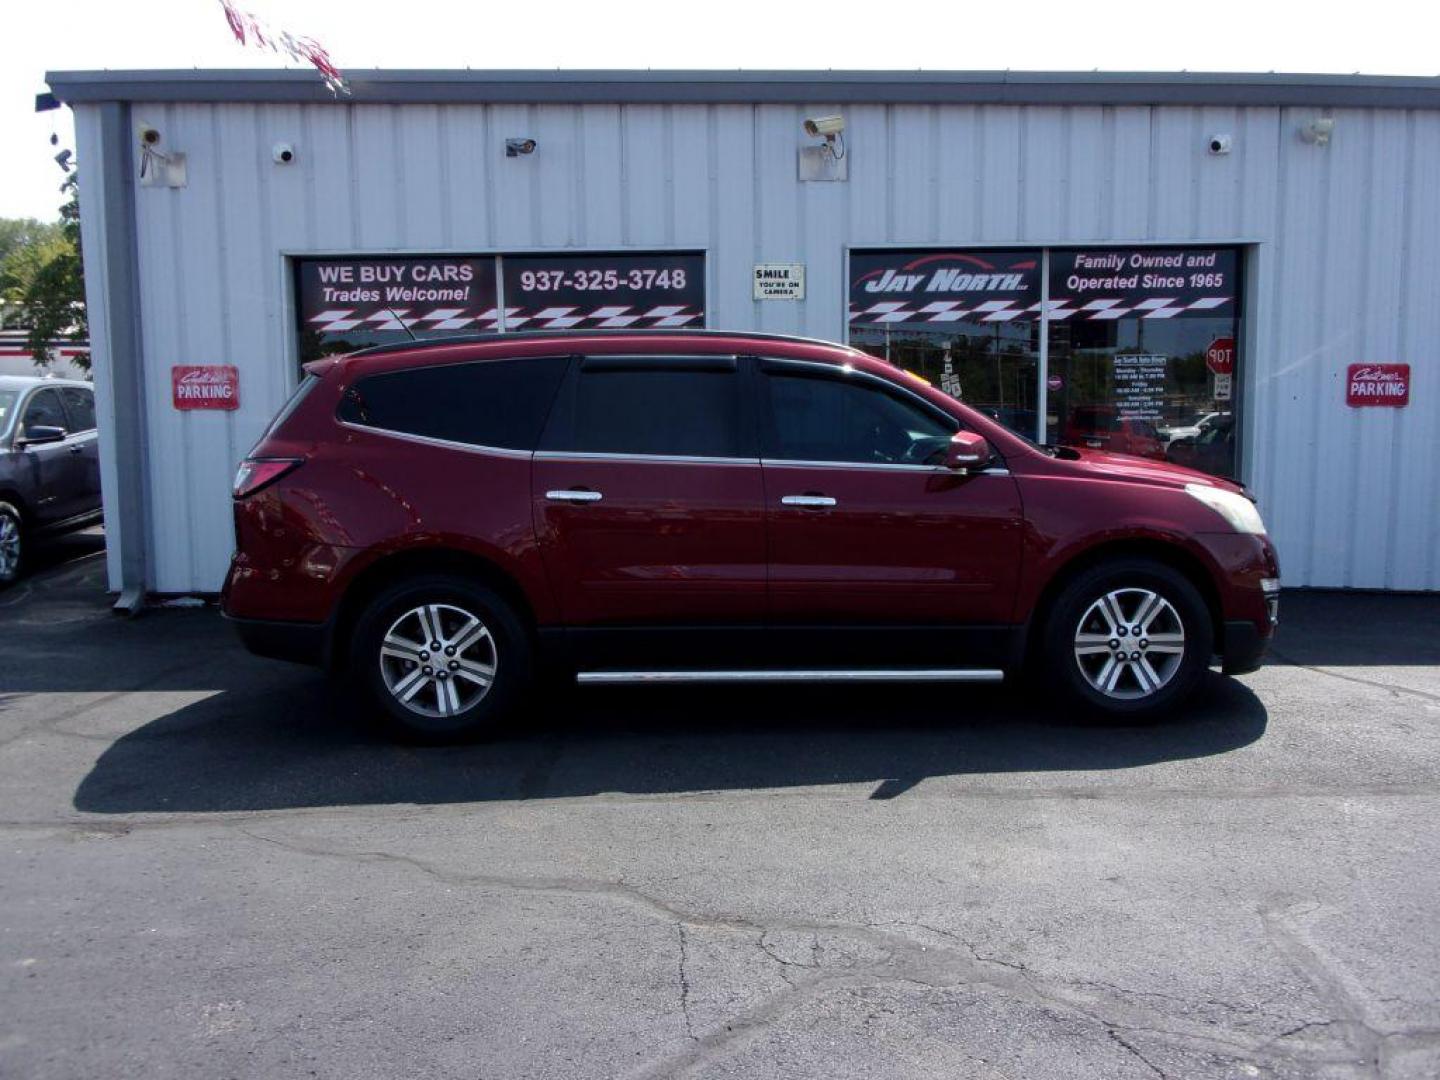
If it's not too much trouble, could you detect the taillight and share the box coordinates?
[233,457,302,499]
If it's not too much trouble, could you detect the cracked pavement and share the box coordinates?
[2,545,1439,1078]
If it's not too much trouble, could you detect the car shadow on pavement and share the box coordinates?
[71,671,1268,814]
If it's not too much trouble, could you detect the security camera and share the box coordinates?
[803,115,845,138]
[505,138,537,158]
[1300,117,1335,146]
[137,123,161,147]
[1208,134,1232,155]
[272,142,296,165]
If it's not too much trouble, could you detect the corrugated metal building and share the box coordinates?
[41,69,1440,604]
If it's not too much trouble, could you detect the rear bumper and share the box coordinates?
[224,612,328,667]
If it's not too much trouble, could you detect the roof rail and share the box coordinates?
[341,327,855,360]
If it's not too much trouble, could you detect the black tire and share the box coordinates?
[0,502,24,588]
[348,573,533,743]
[1040,557,1214,722]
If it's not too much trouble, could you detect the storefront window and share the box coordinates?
[295,256,499,365]
[847,246,1243,480]
[1046,247,1240,478]
[847,250,1042,439]
[294,252,705,367]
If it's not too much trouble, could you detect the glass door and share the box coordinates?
[1045,247,1241,479]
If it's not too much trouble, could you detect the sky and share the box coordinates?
[4,0,1439,220]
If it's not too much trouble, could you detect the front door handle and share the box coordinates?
[780,495,837,507]
[546,489,603,503]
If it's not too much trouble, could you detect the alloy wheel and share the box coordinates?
[0,514,20,580]
[1073,588,1186,700]
[378,603,497,719]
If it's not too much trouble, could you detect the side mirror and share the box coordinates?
[944,430,992,471]
[19,425,66,447]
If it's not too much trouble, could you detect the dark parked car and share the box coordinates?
[0,376,102,585]
[223,331,1279,740]
[1168,413,1236,478]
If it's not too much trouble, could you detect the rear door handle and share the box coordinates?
[781,495,837,507]
[546,489,603,503]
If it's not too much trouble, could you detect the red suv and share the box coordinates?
[222,331,1279,740]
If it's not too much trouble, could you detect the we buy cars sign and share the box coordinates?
[173,365,239,410]
[1346,364,1410,407]
[1205,337,1235,376]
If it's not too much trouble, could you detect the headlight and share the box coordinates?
[1184,483,1267,535]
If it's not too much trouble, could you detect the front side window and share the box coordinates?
[763,371,956,466]
[548,362,743,458]
[22,389,68,436]
[338,358,567,450]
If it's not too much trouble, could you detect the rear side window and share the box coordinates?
[58,387,96,432]
[339,358,567,450]
[544,359,743,458]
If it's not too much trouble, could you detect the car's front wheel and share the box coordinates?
[349,574,533,742]
[0,503,24,588]
[1041,558,1214,720]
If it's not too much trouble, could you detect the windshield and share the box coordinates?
[0,390,17,438]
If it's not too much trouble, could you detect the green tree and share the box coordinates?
[0,176,87,371]
[0,217,60,267]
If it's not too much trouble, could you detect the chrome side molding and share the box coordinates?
[576,669,1005,685]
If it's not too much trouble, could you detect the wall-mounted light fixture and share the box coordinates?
[136,121,186,187]
[505,138,537,158]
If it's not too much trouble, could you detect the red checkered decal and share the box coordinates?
[849,296,1231,325]
[508,305,701,330]
[308,305,703,334]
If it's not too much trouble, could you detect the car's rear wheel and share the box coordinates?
[349,574,532,742]
[1041,558,1213,721]
[0,503,24,587]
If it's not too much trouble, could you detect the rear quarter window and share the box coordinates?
[338,357,568,451]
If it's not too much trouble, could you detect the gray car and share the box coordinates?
[0,375,103,584]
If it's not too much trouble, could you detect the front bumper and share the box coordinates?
[1221,619,1271,675]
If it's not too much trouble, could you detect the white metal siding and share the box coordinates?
[73,104,124,590]
[83,100,1440,593]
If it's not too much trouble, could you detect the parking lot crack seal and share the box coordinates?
[676,924,699,1042]
[1267,649,1440,705]
[230,829,1370,1078]
[1259,901,1385,1074]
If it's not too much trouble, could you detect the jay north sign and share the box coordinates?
[849,250,1040,325]
[849,247,1238,326]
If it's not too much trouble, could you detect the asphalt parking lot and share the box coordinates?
[2,543,1439,1079]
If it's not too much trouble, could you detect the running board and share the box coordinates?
[576,669,1005,685]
